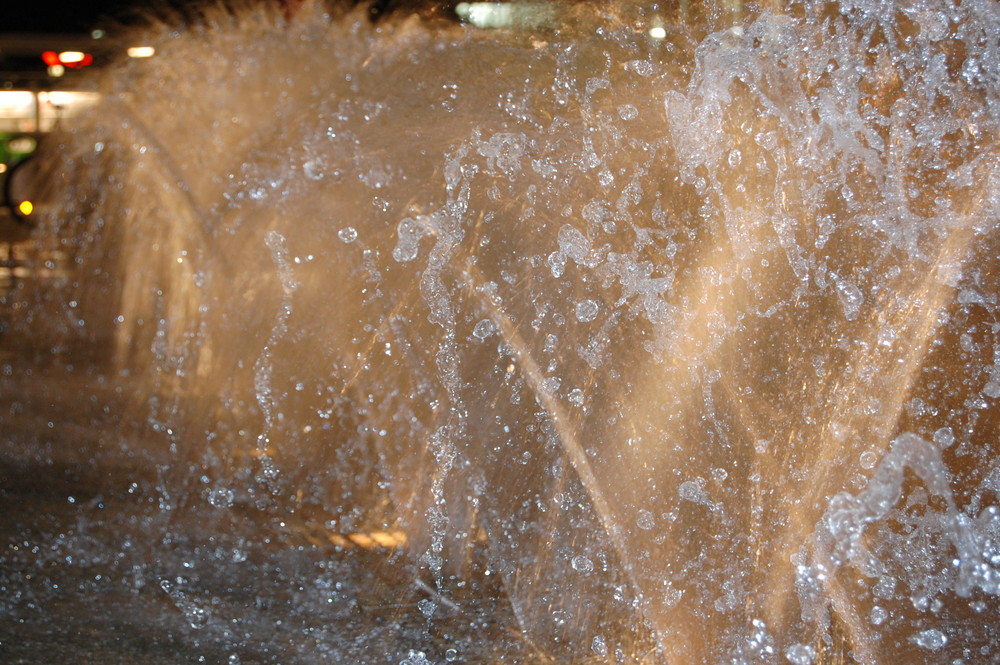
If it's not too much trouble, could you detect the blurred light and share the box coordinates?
[347,533,376,548]
[456,2,513,28]
[43,51,92,69]
[40,90,100,113]
[127,46,156,58]
[44,51,94,68]
[59,51,86,64]
[0,164,7,174]
[8,136,37,154]
[649,26,667,39]
[18,200,34,216]
[48,65,65,77]
[47,91,73,106]
[91,29,106,39]
[0,91,35,113]
[455,2,552,29]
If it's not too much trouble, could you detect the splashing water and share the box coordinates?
[3,0,999,663]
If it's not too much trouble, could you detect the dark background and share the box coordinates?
[6,1,148,34]
[6,0,463,34]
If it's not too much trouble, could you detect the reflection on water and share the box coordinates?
[2,0,999,663]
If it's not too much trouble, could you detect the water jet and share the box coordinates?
[2,1,998,662]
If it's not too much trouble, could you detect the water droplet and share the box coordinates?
[417,598,436,617]
[859,451,878,470]
[625,59,654,76]
[159,578,209,629]
[830,272,863,321]
[399,650,432,665]
[542,376,561,393]
[393,217,429,262]
[575,299,599,322]
[933,427,955,448]
[472,319,495,339]
[912,629,947,651]
[548,252,566,278]
[571,555,594,572]
[679,480,712,507]
[784,643,816,665]
[208,487,234,509]
[636,509,655,530]
[617,104,638,121]
[338,227,358,243]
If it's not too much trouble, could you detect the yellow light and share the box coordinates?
[649,26,667,39]
[18,200,34,216]
[0,164,7,174]
[127,46,156,58]
[58,51,86,64]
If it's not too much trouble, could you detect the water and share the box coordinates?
[2,0,999,662]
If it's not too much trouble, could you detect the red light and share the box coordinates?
[41,51,94,68]
[64,53,93,68]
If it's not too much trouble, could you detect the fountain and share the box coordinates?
[2,0,998,662]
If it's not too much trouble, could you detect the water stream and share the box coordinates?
[2,1,999,663]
